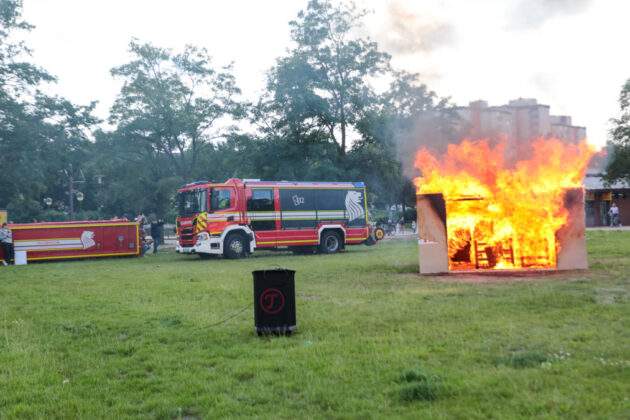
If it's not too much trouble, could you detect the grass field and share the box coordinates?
[1,231,629,419]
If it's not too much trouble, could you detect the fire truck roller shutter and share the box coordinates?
[316,189,367,227]
[279,189,317,229]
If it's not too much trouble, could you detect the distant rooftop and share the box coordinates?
[583,173,630,190]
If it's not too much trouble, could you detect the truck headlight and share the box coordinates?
[196,232,209,242]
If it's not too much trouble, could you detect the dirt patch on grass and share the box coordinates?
[300,295,322,300]
[398,270,599,284]
[594,287,630,304]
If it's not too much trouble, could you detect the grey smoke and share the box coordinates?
[509,0,592,29]
[381,2,455,55]
[394,110,463,178]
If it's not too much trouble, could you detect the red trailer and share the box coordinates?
[0,219,141,263]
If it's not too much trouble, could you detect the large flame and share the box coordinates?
[414,137,595,270]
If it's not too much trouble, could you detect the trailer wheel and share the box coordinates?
[374,227,385,241]
[319,231,341,254]
[224,233,247,259]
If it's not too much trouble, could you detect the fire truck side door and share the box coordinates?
[210,188,233,213]
[246,189,276,246]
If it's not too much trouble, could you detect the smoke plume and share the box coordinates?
[380,2,455,55]
[509,0,592,29]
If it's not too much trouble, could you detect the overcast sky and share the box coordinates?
[19,0,630,149]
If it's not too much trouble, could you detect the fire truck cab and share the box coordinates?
[175,179,375,258]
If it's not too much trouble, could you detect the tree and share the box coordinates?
[0,0,97,221]
[605,78,630,183]
[266,0,391,156]
[109,41,242,183]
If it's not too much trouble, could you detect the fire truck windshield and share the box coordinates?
[177,188,207,217]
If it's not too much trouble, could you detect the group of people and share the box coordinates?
[394,217,417,235]
[140,218,165,256]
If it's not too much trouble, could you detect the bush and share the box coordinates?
[7,199,43,223]
[75,210,100,221]
[404,207,417,222]
[397,368,443,402]
[493,351,547,368]
[40,210,69,222]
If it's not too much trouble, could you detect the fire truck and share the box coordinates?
[175,179,378,258]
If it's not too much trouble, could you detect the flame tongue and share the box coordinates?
[414,137,595,270]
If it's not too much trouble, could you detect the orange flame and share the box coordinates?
[414,137,595,270]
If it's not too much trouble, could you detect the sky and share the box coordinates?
[19,0,630,149]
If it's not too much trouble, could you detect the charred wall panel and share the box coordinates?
[417,194,449,274]
[556,188,588,270]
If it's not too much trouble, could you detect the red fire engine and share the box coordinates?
[175,179,377,258]
[0,219,141,263]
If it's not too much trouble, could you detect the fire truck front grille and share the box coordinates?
[180,228,195,244]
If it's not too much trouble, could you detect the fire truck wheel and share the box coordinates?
[319,231,341,254]
[224,233,247,259]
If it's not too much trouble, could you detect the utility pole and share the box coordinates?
[96,174,104,220]
[68,163,74,221]
[66,163,85,221]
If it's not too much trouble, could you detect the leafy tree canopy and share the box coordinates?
[109,41,243,183]
[605,78,630,184]
[0,0,97,221]
[265,0,391,155]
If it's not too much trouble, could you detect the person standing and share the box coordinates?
[0,223,14,266]
[397,216,405,235]
[150,218,164,253]
[609,202,620,227]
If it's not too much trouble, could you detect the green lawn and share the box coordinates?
[1,231,629,419]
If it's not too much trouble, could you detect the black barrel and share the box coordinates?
[253,269,297,335]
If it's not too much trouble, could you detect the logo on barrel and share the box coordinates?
[260,288,285,314]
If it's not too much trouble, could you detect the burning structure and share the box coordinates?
[414,137,594,274]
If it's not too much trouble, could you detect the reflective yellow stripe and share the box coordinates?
[11,223,137,229]
[26,251,140,261]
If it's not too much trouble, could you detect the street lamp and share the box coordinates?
[43,197,52,221]
[95,175,105,220]
[76,191,84,215]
